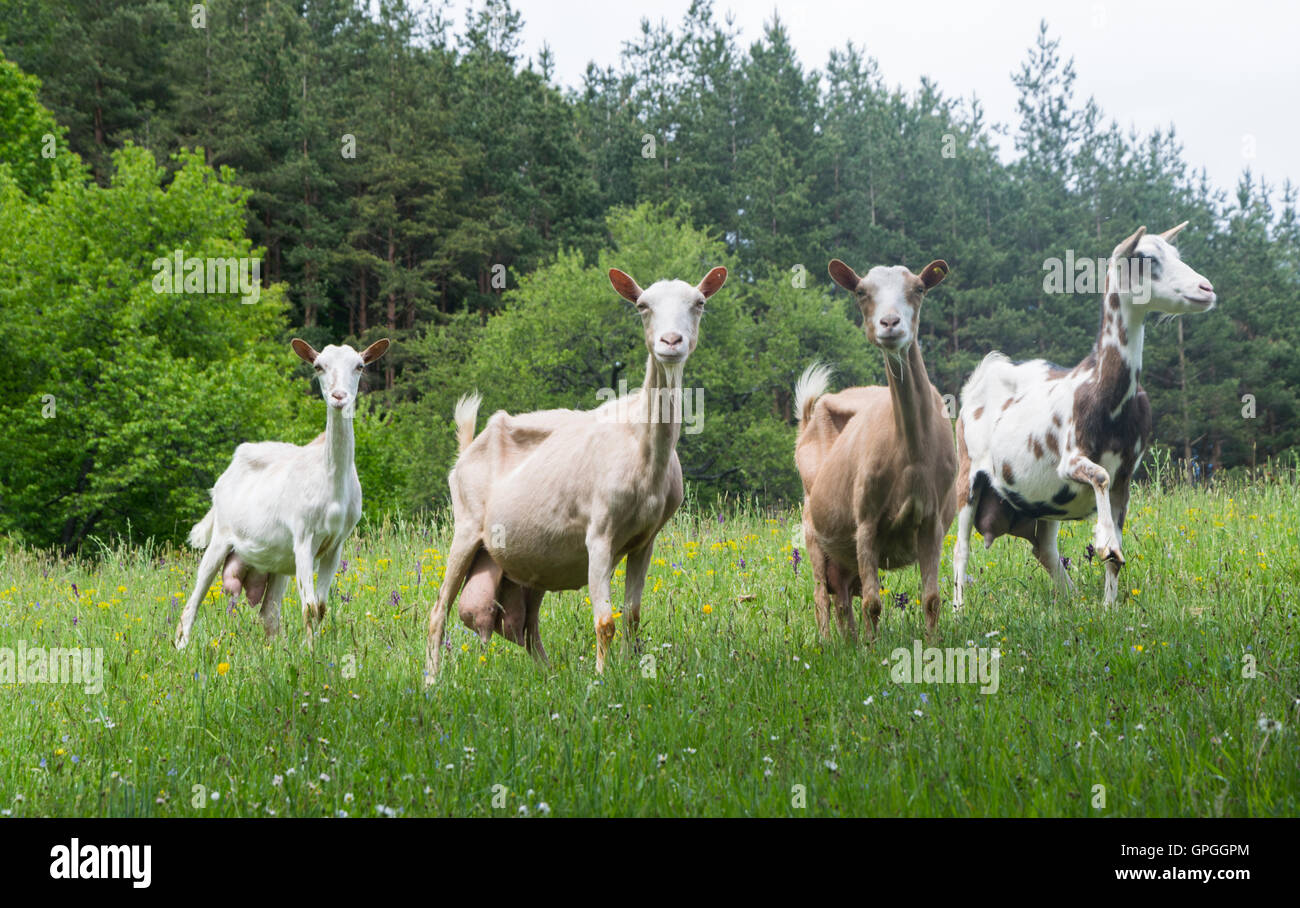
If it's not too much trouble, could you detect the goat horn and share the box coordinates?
[1117,225,1146,257]
[1159,221,1189,242]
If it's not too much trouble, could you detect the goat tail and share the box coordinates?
[188,507,216,549]
[794,362,833,428]
[454,391,482,453]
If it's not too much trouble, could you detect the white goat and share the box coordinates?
[424,266,728,682]
[953,223,1215,606]
[175,337,390,648]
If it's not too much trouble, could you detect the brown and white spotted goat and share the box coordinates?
[952,223,1216,606]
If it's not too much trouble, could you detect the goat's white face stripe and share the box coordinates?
[861,266,918,349]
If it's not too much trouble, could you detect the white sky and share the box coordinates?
[446,0,1299,201]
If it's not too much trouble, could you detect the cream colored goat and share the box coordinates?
[424,266,728,682]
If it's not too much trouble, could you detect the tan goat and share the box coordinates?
[446,396,584,662]
[424,265,728,682]
[795,258,956,639]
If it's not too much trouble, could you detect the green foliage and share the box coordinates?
[0,49,79,195]
[2,0,1298,535]
[0,145,303,551]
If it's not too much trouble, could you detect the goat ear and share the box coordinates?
[360,338,390,364]
[1115,225,1147,258]
[291,338,319,365]
[828,259,861,293]
[608,268,644,304]
[697,266,727,299]
[1159,221,1189,243]
[920,260,949,290]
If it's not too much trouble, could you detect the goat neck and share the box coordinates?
[882,342,935,460]
[322,404,357,492]
[1088,270,1145,415]
[637,352,685,473]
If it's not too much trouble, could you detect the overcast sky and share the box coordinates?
[445,0,1299,201]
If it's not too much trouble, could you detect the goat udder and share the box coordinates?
[222,553,246,597]
[243,571,269,607]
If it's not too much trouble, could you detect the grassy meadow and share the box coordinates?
[0,471,1297,817]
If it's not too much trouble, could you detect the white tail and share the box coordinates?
[794,362,833,427]
[187,508,215,549]
[454,391,482,453]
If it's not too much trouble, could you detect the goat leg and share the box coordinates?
[855,526,882,640]
[426,528,480,682]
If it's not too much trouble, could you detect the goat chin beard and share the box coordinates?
[883,347,907,385]
[659,360,685,387]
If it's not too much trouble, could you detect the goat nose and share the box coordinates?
[879,314,901,330]
[331,390,346,401]
[660,332,683,347]
[1198,281,1214,293]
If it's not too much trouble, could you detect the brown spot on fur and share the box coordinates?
[1108,293,1120,310]
[1096,346,1132,415]
[1117,318,1128,345]
[1052,413,1062,427]
[1001,462,1014,485]
[973,406,984,420]
[1045,431,1059,456]
[1001,398,1014,411]
[1031,437,1044,459]
[1072,351,1151,482]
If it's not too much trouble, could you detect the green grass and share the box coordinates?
[0,476,1297,817]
